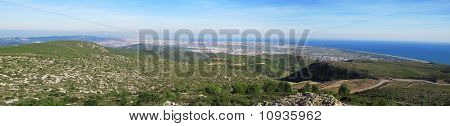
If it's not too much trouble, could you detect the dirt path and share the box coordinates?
[319,78,449,94]
[391,79,445,85]
[320,80,346,90]
[351,79,391,93]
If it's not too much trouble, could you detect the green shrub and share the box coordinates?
[263,81,277,93]
[299,83,320,93]
[17,98,67,106]
[210,94,232,106]
[112,92,131,106]
[84,96,98,106]
[136,91,162,105]
[246,84,262,94]
[264,81,293,93]
[341,96,398,106]
[162,91,178,101]
[62,96,80,104]
[338,84,350,97]
[278,82,293,93]
[205,85,223,95]
[232,82,247,94]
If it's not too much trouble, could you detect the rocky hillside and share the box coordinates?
[267,93,342,106]
[0,41,273,106]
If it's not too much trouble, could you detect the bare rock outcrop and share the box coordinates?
[163,101,180,106]
[268,93,342,106]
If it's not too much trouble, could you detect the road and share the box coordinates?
[351,79,392,93]
[320,78,449,94]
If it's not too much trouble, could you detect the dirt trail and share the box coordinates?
[320,80,346,90]
[351,79,391,93]
[319,78,449,94]
[391,79,444,85]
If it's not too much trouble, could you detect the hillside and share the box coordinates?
[0,41,282,106]
[282,61,450,83]
[282,62,370,82]
[0,36,121,46]
[351,81,450,106]
[0,41,108,57]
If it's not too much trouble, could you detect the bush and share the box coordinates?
[232,82,247,94]
[62,96,80,104]
[162,91,178,101]
[84,96,99,106]
[338,84,350,97]
[136,91,162,105]
[205,85,223,95]
[112,92,131,106]
[299,83,320,93]
[246,84,262,94]
[342,96,398,106]
[278,82,293,93]
[263,81,293,93]
[263,81,277,93]
[17,98,67,106]
[210,94,232,106]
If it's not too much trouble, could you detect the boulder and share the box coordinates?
[163,101,180,106]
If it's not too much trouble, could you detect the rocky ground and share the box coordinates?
[266,93,342,106]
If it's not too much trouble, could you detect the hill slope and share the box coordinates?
[0,41,108,57]
[352,81,450,106]
[0,41,277,106]
[283,61,450,83]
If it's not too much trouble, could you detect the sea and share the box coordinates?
[303,40,450,65]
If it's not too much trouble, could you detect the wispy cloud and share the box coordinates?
[0,0,449,42]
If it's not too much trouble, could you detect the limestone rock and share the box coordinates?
[163,101,180,106]
[268,93,342,106]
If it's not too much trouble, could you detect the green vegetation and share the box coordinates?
[231,82,247,94]
[338,84,350,97]
[353,82,450,106]
[0,41,108,57]
[263,81,293,93]
[283,62,371,82]
[339,95,399,106]
[283,61,450,83]
[299,83,320,94]
[0,41,293,106]
[197,81,293,106]
[200,54,309,79]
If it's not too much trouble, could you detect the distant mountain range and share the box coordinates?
[0,36,123,46]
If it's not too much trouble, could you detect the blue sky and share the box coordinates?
[0,0,450,42]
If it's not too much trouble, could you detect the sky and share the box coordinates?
[0,0,450,42]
